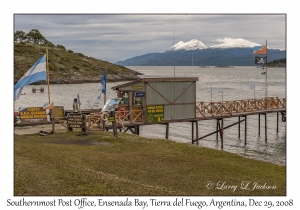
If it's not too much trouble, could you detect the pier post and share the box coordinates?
[216,119,220,141]
[258,114,261,137]
[166,123,169,139]
[221,118,224,150]
[265,113,267,142]
[135,126,140,135]
[238,116,241,139]
[277,112,279,134]
[51,110,55,134]
[244,115,247,146]
[196,121,199,145]
[191,121,194,144]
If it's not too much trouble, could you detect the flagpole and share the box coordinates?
[104,67,107,104]
[265,40,268,98]
[210,87,212,102]
[173,30,175,78]
[46,48,50,103]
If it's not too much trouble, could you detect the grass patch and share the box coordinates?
[14,131,286,196]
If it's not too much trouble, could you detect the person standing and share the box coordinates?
[73,98,79,112]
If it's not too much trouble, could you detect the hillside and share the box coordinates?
[116,48,286,66]
[267,58,286,67]
[14,30,142,84]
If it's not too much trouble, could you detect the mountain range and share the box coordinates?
[116,38,286,66]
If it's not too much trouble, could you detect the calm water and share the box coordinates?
[14,66,286,165]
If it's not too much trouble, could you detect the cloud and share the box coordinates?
[14,14,286,63]
[210,38,260,48]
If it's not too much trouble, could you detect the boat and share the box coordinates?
[214,65,234,68]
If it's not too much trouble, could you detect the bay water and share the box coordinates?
[14,66,286,165]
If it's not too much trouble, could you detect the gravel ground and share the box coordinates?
[14,124,67,135]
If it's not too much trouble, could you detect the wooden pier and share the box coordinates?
[50,96,286,150]
[47,77,286,150]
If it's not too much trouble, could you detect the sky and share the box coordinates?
[14,14,286,63]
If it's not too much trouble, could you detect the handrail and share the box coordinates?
[196,97,286,118]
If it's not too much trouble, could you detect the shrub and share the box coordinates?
[73,66,80,70]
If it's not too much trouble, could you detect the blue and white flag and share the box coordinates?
[262,86,267,90]
[14,54,47,101]
[250,84,255,89]
[77,94,81,106]
[218,88,223,93]
[99,70,106,94]
[208,87,212,92]
[92,70,107,108]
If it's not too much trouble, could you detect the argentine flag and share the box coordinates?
[14,54,47,101]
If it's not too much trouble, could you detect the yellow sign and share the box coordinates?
[53,106,65,118]
[19,107,48,124]
[146,105,164,123]
[132,85,143,90]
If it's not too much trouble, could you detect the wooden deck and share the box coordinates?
[84,96,286,130]
[49,96,286,133]
[47,96,286,148]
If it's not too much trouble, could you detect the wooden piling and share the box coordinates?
[221,118,224,150]
[191,121,194,144]
[196,121,199,145]
[244,115,247,146]
[216,119,220,141]
[166,123,169,139]
[265,113,267,142]
[51,110,55,134]
[238,116,241,139]
[277,112,279,134]
[258,114,261,137]
[135,126,140,135]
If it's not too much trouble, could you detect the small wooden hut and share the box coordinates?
[111,77,198,124]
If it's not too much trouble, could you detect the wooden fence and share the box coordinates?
[196,97,286,118]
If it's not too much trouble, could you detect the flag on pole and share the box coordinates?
[43,102,54,109]
[77,94,81,106]
[250,84,255,89]
[208,87,212,92]
[77,93,81,113]
[14,54,47,101]
[99,70,106,94]
[255,56,267,64]
[253,46,267,54]
[92,70,106,108]
[218,88,223,93]
[92,94,102,108]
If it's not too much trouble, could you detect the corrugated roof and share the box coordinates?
[111,77,198,90]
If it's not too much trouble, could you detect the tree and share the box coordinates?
[14,30,26,42]
[26,29,46,45]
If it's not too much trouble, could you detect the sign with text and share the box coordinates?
[19,107,48,124]
[146,105,164,123]
[67,114,86,128]
[53,106,65,118]
[134,92,145,97]
[132,85,143,90]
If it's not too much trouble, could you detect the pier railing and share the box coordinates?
[196,97,286,118]
[85,110,144,130]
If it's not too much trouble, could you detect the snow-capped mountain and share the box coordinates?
[168,39,207,51]
[210,38,260,49]
[168,38,261,51]
[116,37,285,66]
